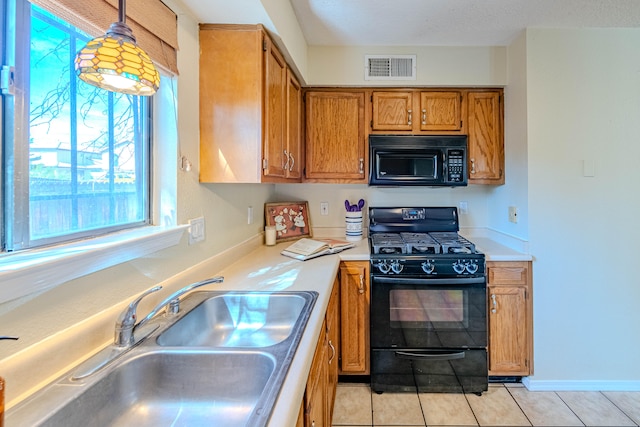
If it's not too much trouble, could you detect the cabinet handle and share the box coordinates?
[491,294,497,313]
[328,339,336,364]
[358,158,364,174]
[288,153,295,171]
[407,109,412,125]
[421,109,427,125]
[470,158,476,174]
[358,275,365,294]
[283,150,289,170]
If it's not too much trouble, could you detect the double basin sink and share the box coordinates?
[7,290,318,426]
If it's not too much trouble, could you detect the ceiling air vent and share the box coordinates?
[365,55,416,81]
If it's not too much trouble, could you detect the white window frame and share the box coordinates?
[0,0,183,305]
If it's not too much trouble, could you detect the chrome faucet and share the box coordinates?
[114,276,224,347]
[114,285,162,347]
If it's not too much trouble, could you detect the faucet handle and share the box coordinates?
[166,276,224,315]
[0,336,19,341]
[114,286,162,346]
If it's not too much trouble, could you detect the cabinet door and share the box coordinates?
[419,91,462,131]
[467,91,504,184]
[305,91,367,182]
[286,69,303,180]
[325,278,340,424]
[488,286,529,375]
[199,25,264,183]
[371,91,413,131]
[339,261,370,374]
[305,320,327,427]
[263,36,287,179]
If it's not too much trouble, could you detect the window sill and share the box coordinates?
[0,225,189,304]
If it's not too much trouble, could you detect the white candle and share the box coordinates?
[265,226,276,246]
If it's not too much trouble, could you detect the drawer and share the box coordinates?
[487,262,528,286]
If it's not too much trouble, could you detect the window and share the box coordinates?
[3,1,151,251]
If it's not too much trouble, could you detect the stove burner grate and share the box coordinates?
[370,231,478,256]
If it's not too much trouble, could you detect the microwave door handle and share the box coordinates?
[395,351,466,361]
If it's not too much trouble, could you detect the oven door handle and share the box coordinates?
[395,351,466,361]
[373,276,485,285]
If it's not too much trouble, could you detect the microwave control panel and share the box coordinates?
[446,149,465,182]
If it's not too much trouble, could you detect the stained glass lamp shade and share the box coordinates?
[74,1,160,96]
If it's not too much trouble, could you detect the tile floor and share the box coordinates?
[332,382,640,426]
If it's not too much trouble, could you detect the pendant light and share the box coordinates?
[74,0,160,96]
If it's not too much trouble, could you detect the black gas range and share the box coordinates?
[368,207,488,395]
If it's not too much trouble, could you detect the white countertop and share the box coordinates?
[472,237,533,261]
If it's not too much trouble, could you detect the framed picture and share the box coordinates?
[265,201,312,242]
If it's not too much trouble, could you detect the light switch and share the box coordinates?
[583,159,595,177]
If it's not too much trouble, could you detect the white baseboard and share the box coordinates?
[523,377,640,391]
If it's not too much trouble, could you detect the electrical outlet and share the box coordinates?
[247,206,253,224]
[320,202,329,216]
[508,206,518,224]
[459,201,468,215]
[188,217,205,244]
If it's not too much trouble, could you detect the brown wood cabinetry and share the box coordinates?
[339,261,370,374]
[304,318,327,427]
[487,261,533,376]
[304,277,340,427]
[371,90,463,133]
[467,90,504,184]
[371,91,413,131]
[199,24,302,183]
[420,91,463,131]
[286,69,303,179]
[304,91,367,182]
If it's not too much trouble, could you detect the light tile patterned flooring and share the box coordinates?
[332,382,640,426]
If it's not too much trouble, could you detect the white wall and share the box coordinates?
[275,184,492,232]
[524,28,640,389]
[488,32,529,241]
[307,45,507,86]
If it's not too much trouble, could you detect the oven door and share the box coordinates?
[370,276,487,349]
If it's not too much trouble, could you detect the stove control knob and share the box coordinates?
[453,260,466,274]
[377,261,391,274]
[390,260,404,274]
[421,261,435,274]
[465,261,479,274]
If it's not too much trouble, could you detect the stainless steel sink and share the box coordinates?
[157,292,310,347]
[6,290,318,427]
[40,350,276,427]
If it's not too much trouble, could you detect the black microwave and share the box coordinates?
[369,135,468,186]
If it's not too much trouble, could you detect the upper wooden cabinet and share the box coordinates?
[420,91,463,131]
[304,91,367,183]
[199,24,302,183]
[371,91,413,131]
[286,69,303,180]
[467,90,504,184]
[371,90,463,133]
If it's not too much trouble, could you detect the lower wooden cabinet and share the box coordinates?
[304,322,327,427]
[304,277,340,427]
[487,261,533,376]
[339,261,370,374]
